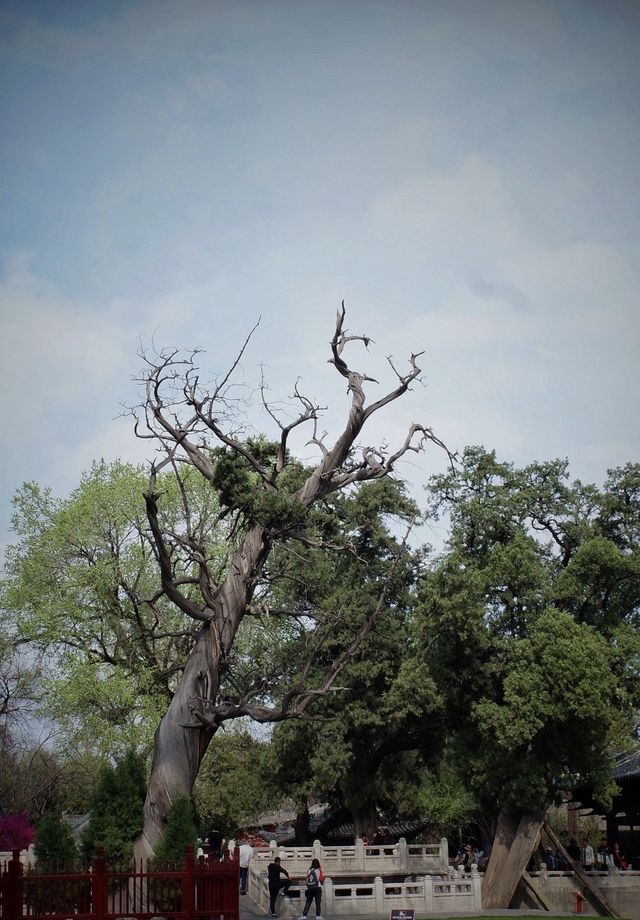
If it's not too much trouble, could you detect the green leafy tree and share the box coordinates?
[3,309,448,856]
[413,762,477,841]
[194,730,279,836]
[35,814,78,865]
[1,461,228,753]
[270,477,445,839]
[82,751,146,862]
[419,448,640,906]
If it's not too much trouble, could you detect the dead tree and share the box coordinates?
[132,304,448,857]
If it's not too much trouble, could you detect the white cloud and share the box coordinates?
[46,416,155,496]
[1,0,638,549]
[0,252,128,412]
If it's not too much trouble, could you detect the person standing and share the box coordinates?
[267,856,291,918]
[581,837,595,871]
[299,857,323,920]
[612,842,629,870]
[597,839,614,869]
[566,838,581,862]
[206,829,222,860]
[238,841,254,895]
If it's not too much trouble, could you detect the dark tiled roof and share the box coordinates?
[613,750,640,781]
[255,818,431,846]
[258,826,295,845]
[327,820,430,841]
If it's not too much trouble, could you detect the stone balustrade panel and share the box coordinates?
[529,869,640,920]
[245,837,448,877]
[248,862,483,917]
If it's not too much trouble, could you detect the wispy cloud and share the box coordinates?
[1,0,639,546]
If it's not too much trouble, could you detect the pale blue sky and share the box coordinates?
[1,0,639,549]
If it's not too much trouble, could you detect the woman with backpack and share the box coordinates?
[298,857,324,919]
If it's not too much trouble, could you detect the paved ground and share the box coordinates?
[240,893,267,920]
[240,894,573,920]
[238,893,568,920]
[239,892,303,920]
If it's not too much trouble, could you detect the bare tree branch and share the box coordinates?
[131,303,450,858]
[144,481,210,623]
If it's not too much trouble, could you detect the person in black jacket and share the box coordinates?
[206,829,222,860]
[566,838,581,862]
[267,856,291,918]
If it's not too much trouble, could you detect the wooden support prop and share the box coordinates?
[543,822,619,919]
[518,870,554,911]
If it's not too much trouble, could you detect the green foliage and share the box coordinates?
[194,730,279,835]
[213,437,309,533]
[211,439,308,531]
[0,744,102,823]
[1,460,227,752]
[35,814,78,865]
[269,478,443,834]
[553,536,640,630]
[154,795,198,863]
[544,804,568,842]
[81,751,146,861]
[412,764,478,840]
[472,610,618,810]
[5,434,639,847]
[419,448,640,820]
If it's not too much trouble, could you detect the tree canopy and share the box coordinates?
[2,306,639,900]
[417,448,640,906]
[1,460,228,753]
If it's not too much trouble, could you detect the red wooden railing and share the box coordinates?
[0,847,239,920]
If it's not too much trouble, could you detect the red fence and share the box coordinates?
[0,847,239,920]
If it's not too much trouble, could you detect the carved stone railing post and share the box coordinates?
[398,837,408,872]
[374,875,384,913]
[423,874,434,913]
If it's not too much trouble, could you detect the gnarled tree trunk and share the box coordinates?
[482,805,547,909]
[137,524,271,858]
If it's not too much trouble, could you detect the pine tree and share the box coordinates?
[154,795,198,864]
[82,750,146,861]
[35,814,78,865]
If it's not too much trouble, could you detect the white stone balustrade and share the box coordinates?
[528,869,640,919]
[0,847,35,867]
[243,838,483,918]
[249,837,449,876]
[249,867,482,917]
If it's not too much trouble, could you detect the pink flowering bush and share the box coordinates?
[0,813,36,851]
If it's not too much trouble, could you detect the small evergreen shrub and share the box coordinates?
[35,814,79,866]
[82,750,146,862]
[155,795,198,864]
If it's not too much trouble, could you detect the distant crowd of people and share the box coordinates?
[452,842,486,872]
[451,833,634,875]
[543,836,632,872]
